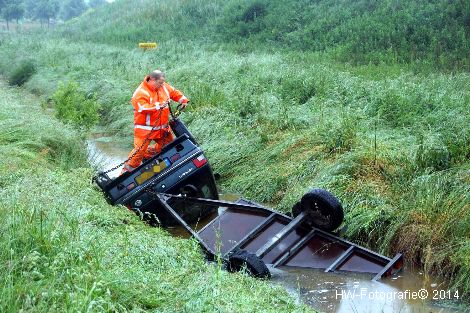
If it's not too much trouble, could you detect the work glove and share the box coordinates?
[158,100,170,108]
[179,99,189,110]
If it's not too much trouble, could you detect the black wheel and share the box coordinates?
[294,188,344,232]
[177,184,214,222]
[151,184,215,227]
[227,250,271,279]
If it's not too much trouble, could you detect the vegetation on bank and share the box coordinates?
[0,0,469,301]
[59,0,470,71]
[0,82,310,312]
[52,81,101,130]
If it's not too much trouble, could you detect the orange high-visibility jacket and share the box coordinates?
[131,76,188,138]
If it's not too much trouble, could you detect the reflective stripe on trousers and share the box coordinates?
[134,123,169,131]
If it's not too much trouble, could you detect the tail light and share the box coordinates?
[192,155,207,168]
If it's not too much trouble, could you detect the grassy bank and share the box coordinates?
[59,0,470,71]
[0,0,469,299]
[2,33,469,296]
[0,82,310,312]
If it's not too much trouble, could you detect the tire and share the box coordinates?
[177,184,214,223]
[151,184,215,227]
[227,250,271,279]
[295,188,344,232]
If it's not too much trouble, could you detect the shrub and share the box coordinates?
[8,60,37,87]
[52,81,100,130]
[219,0,269,38]
[242,1,267,22]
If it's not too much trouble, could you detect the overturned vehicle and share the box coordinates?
[94,116,403,280]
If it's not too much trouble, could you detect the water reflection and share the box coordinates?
[271,267,464,313]
[86,136,129,178]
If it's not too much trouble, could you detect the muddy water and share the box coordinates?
[271,267,465,313]
[87,136,467,313]
[87,135,129,178]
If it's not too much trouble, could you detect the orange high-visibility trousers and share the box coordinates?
[122,131,175,172]
[145,133,175,159]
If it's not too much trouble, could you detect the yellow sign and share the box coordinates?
[138,42,158,49]
[135,161,168,185]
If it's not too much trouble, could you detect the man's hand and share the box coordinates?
[157,100,170,108]
[179,99,189,110]
[179,102,188,110]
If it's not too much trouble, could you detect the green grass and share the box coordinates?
[0,0,469,303]
[59,0,470,71]
[1,27,469,299]
[0,82,311,312]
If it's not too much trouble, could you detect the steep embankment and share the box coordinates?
[0,82,310,312]
[60,0,470,70]
[0,0,469,297]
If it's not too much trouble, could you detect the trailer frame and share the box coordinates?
[151,192,403,280]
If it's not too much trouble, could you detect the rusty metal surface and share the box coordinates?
[242,220,303,264]
[284,234,348,269]
[338,251,387,274]
[198,208,269,255]
[197,207,390,274]
[160,195,403,280]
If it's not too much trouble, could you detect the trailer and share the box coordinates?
[94,117,403,280]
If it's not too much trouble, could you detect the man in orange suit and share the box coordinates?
[121,70,189,174]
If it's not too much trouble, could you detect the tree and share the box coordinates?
[88,0,106,8]
[60,0,87,21]
[24,0,37,19]
[0,0,3,30]
[1,0,25,30]
[34,0,60,27]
